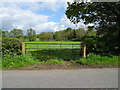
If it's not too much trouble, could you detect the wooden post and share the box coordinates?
[83,43,86,58]
[22,42,25,55]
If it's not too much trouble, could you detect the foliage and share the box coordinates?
[76,53,119,66]
[66,2,119,26]
[2,54,64,69]
[66,2,120,55]
[38,28,95,41]
[82,37,96,54]
[0,30,9,37]
[0,57,1,69]
[10,29,23,38]
[2,54,38,69]
[39,32,54,41]
[2,53,119,69]
[1,27,96,42]
[27,28,36,41]
[2,38,22,55]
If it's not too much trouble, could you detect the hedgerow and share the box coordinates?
[2,38,22,55]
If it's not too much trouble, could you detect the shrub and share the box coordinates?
[2,38,22,55]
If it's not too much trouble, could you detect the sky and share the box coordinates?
[0,1,88,34]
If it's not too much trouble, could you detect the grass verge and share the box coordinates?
[1,53,119,69]
[2,54,39,69]
[76,53,119,66]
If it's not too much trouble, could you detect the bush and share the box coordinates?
[2,38,22,55]
[83,36,119,56]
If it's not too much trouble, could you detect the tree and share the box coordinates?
[54,28,74,41]
[0,30,9,37]
[10,29,23,38]
[27,28,36,41]
[39,32,54,41]
[66,2,120,55]
[65,27,74,40]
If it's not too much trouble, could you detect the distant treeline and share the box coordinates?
[0,27,96,41]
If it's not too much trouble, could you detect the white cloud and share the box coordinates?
[35,2,65,12]
[1,2,87,34]
[2,2,66,12]
[0,6,49,33]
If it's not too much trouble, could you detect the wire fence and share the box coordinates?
[25,43,82,60]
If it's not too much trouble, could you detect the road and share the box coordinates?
[2,68,119,88]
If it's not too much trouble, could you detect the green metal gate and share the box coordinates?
[25,43,82,60]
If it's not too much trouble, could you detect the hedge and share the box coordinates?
[2,38,22,55]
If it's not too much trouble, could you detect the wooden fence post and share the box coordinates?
[82,43,86,58]
[22,42,25,55]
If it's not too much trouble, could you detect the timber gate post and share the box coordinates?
[82,42,86,58]
[21,42,25,55]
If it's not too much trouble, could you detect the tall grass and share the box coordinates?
[2,54,65,69]
[2,54,39,69]
[76,53,119,66]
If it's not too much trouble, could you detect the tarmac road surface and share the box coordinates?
[2,68,119,88]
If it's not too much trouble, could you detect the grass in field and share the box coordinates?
[29,49,81,60]
[25,41,82,60]
[25,44,80,50]
[25,41,81,51]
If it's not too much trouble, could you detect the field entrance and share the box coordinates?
[25,42,82,60]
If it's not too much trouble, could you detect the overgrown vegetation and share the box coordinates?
[1,53,119,69]
[76,53,119,66]
[2,54,38,69]
[1,54,65,69]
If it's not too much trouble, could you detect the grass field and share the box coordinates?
[25,41,81,50]
[25,41,82,60]
[25,41,81,51]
